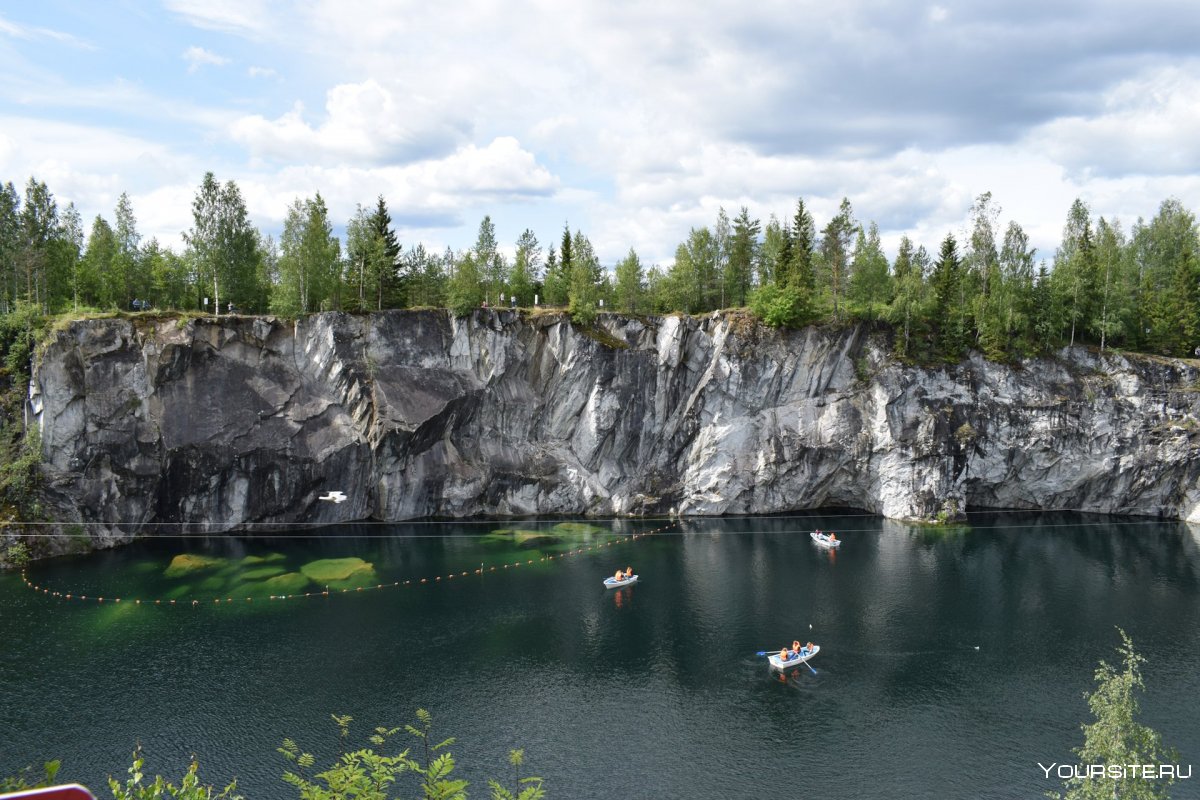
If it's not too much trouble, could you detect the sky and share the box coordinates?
[2,0,1200,267]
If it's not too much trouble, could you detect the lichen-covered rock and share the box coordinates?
[23,310,1200,554]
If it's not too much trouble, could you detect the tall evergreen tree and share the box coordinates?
[1151,243,1200,356]
[931,233,967,358]
[473,215,504,305]
[727,206,760,307]
[887,236,929,358]
[789,197,817,296]
[111,192,142,310]
[567,230,602,323]
[542,244,567,305]
[79,216,115,310]
[366,196,401,309]
[403,243,446,308]
[0,182,20,312]
[1130,199,1199,354]
[1032,260,1061,350]
[19,178,57,308]
[50,201,84,312]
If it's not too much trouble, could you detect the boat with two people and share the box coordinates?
[810,530,840,549]
[604,566,637,588]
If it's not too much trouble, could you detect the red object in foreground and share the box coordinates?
[0,786,96,800]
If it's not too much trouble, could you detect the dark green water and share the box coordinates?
[2,512,1198,799]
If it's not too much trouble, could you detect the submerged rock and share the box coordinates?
[163,553,227,578]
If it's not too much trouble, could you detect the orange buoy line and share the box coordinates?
[18,520,680,608]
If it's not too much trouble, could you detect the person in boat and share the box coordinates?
[624,566,633,579]
[779,647,789,661]
[829,532,837,541]
[614,569,624,581]
[790,640,802,659]
[802,641,815,656]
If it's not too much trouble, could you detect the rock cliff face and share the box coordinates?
[25,310,1200,549]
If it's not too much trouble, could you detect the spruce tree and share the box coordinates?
[931,233,967,358]
[367,196,401,308]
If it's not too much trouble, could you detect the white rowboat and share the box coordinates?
[810,531,841,549]
[603,574,638,588]
[768,644,820,670]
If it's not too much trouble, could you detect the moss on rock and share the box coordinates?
[164,553,227,578]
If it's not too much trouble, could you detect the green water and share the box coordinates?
[1,513,1198,799]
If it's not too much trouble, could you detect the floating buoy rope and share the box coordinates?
[19,520,679,608]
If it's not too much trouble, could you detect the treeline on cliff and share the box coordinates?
[2,174,1198,361]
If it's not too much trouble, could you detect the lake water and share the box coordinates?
[2,512,1198,799]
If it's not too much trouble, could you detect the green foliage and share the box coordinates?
[931,233,968,359]
[567,231,601,325]
[109,747,241,800]
[749,282,804,328]
[273,194,341,316]
[819,198,855,320]
[1,760,61,792]
[3,540,31,568]
[613,248,644,314]
[1053,629,1179,800]
[6,170,1200,368]
[185,173,264,315]
[281,712,480,800]
[847,222,892,321]
[446,253,484,317]
[0,423,42,515]
[487,750,545,800]
[726,207,760,308]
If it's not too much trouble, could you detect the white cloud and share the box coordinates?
[237,136,558,226]
[229,79,471,166]
[165,0,275,35]
[247,66,279,80]
[1027,64,1200,179]
[183,46,230,73]
[0,13,93,48]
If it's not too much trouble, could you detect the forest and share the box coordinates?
[2,171,1198,363]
